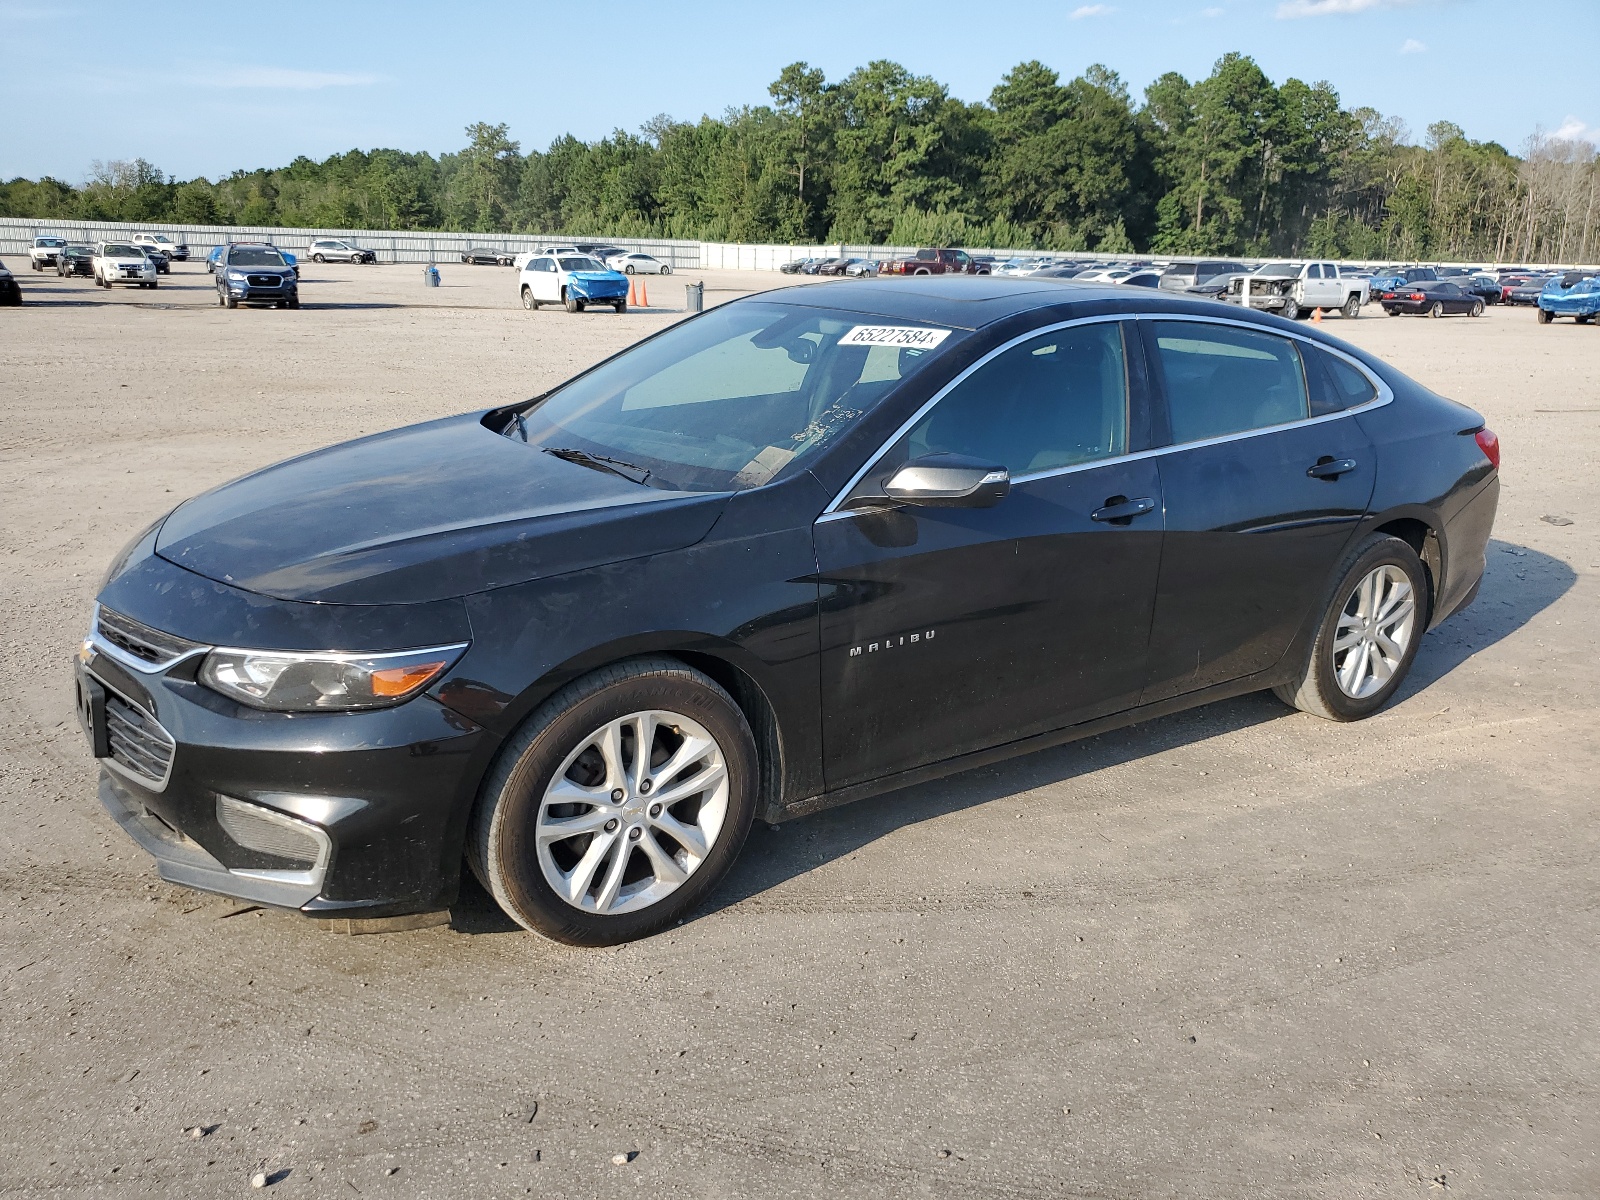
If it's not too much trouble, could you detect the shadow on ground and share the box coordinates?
[451,538,1574,936]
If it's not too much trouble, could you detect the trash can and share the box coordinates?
[424,265,441,287]
[684,280,703,312]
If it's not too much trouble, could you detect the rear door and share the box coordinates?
[1138,318,1376,702]
[817,319,1165,789]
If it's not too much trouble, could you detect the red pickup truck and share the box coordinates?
[879,248,988,276]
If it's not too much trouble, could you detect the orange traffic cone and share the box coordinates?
[628,278,638,306]
[640,280,649,308]
[1312,307,1323,323]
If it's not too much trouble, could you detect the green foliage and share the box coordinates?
[5,55,1594,262]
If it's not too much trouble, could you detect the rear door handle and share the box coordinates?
[1091,496,1157,524]
[1307,457,1358,479]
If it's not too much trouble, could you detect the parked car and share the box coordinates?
[778,258,816,274]
[880,248,987,276]
[606,252,671,275]
[142,246,171,275]
[56,244,96,277]
[518,253,629,313]
[214,242,299,308]
[1031,266,1090,279]
[1117,270,1164,288]
[1376,279,1484,317]
[307,239,376,264]
[93,242,158,289]
[0,261,19,305]
[1185,271,1244,300]
[577,244,628,262]
[1459,274,1502,305]
[206,245,223,274]
[131,232,189,262]
[1229,261,1368,319]
[29,235,67,270]
[78,276,1500,944]
[1505,276,1554,306]
[207,243,297,277]
[462,247,516,266]
[1159,260,1247,292]
[1536,272,1600,324]
[812,257,855,276]
[1368,266,1438,293]
[843,259,880,277]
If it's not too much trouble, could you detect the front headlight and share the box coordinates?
[199,643,468,711]
[227,270,247,282]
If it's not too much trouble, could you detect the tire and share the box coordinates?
[1281,300,1300,320]
[614,301,627,314]
[1470,300,1484,317]
[1386,307,1399,316]
[312,254,325,263]
[225,294,238,309]
[217,291,226,307]
[624,264,635,274]
[1273,533,1429,722]
[467,657,758,945]
[286,294,299,309]
[1342,294,1361,319]
[1428,302,1443,318]
[661,265,671,275]
[521,286,537,310]
[1537,307,1553,324]
[564,293,580,313]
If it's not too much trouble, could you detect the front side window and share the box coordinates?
[1307,264,1323,279]
[901,322,1129,476]
[511,302,961,491]
[1152,321,1309,443]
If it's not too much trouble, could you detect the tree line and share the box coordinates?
[4,54,1596,263]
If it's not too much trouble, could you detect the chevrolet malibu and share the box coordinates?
[79,278,1500,944]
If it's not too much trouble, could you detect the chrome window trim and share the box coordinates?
[817,311,1392,522]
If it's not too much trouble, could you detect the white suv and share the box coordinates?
[307,239,376,264]
[94,242,158,289]
[131,232,189,261]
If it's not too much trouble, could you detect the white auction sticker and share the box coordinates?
[839,325,951,349]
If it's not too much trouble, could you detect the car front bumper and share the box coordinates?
[222,279,297,303]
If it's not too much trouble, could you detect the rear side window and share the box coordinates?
[1304,344,1378,416]
[1151,321,1309,443]
[904,322,1129,475]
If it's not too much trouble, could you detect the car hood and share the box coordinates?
[154,412,731,604]
[566,270,626,284]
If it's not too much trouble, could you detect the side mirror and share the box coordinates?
[878,453,1010,508]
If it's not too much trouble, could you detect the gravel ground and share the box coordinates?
[1,262,1596,1198]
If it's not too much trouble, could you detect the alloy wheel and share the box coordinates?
[536,709,729,916]
[1332,565,1417,699]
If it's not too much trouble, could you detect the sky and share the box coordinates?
[2,0,1596,183]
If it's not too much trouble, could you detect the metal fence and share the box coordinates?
[0,217,702,268]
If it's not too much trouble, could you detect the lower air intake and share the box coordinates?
[215,795,328,869]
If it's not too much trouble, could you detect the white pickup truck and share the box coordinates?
[29,235,67,270]
[1228,261,1369,320]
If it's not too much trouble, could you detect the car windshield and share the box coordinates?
[151,235,172,244]
[508,301,964,492]
[1257,263,1299,275]
[560,257,605,272]
[103,244,142,257]
[230,248,287,267]
[36,238,66,247]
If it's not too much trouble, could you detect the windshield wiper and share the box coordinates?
[542,446,652,486]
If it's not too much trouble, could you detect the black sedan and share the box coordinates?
[80,279,1499,945]
[56,244,96,277]
[1377,279,1485,317]
[461,247,515,266]
[143,247,171,275]
[1505,276,1554,306]
[1460,274,1502,305]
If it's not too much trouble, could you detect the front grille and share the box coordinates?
[105,692,176,787]
[246,274,283,287]
[95,606,205,668]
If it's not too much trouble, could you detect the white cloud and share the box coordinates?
[1069,4,1113,17]
[1400,38,1426,53]
[1277,0,1415,16]
[1202,5,1224,14]
[1553,116,1595,144]
[191,66,380,90]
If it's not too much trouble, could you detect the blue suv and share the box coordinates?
[215,243,299,309]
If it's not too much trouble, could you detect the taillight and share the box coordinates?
[1475,428,1500,469]
[1408,292,1424,301]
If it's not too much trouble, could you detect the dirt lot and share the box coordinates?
[1,261,1596,1199]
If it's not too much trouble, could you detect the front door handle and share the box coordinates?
[1307,457,1358,480]
[1091,495,1157,524]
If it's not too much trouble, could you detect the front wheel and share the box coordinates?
[521,286,537,310]
[661,265,671,275]
[1342,294,1361,319]
[312,254,325,263]
[1470,300,1484,317]
[224,293,238,309]
[614,300,627,313]
[564,293,580,313]
[1281,300,1300,320]
[1537,307,1553,324]
[1274,534,1428,722]
[468,657,758,945]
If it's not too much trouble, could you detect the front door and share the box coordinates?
[1138,319,1376,702]
[817,320,1165,791]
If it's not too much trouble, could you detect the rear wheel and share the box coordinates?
[1537,307,1553,324]
[1428,301,1444,318]
[614,300,627,313]
[1274,534,1428,722]
[1575,314,1591,325]
[624,264,635,274]
[1342,294,1361,319]
[468,657,758,945]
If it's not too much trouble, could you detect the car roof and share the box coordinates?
[760,274,1340,333]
